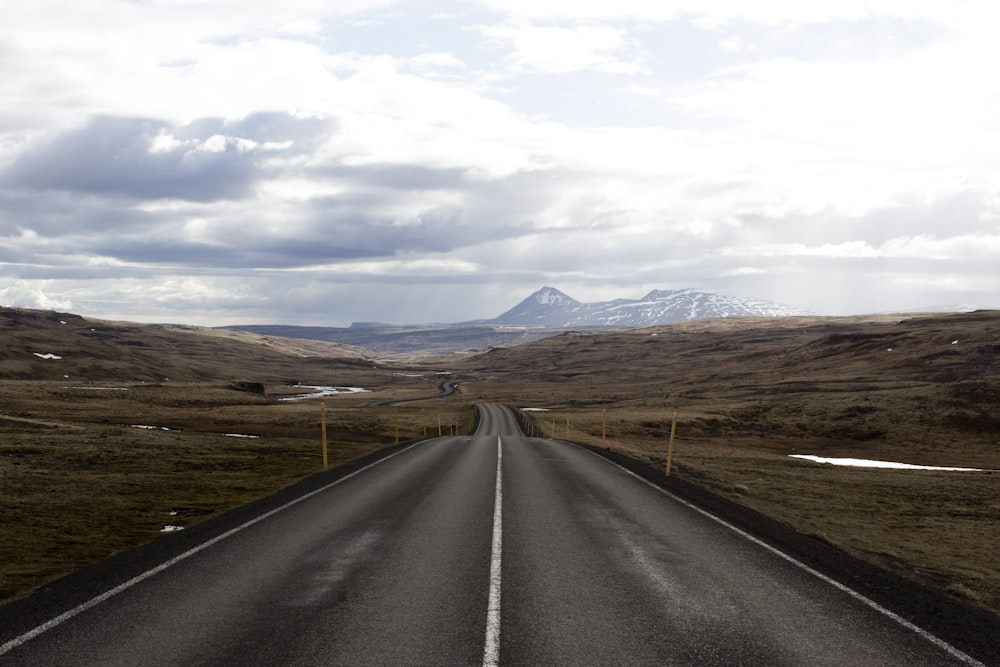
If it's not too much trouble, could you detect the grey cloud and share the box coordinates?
[261,202,503,266]
[737,190,996,248]
[2,113,333,202]
[225,112,334,151]
[172,113,334,153]
[5,117,255,201]
[2,128,588,278]
[77,204,474,269]
[313,164,470,190]
[0,189,160,237]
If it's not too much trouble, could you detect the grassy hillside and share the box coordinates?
[0,306,374,383]
[455,311,1000,612]
[0,306,471,603]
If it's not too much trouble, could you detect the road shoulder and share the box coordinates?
[575,441,1000,666]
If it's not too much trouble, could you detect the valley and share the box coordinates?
[1,304,998,622]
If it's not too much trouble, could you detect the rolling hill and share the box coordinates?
[0,306,370,383]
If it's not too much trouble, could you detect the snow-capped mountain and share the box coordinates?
[491,287,809,327]
[490,287,583,323]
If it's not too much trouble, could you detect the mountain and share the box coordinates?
[488,287,583,324]
[491,287,809,327]
[215,287,811,356]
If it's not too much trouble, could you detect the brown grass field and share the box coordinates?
[1,305,998,617]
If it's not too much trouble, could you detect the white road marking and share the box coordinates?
[483,435,503,667]
[0,440,427,657]
[578,446,986,667]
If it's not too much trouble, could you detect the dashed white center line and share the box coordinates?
[483,435,503,667]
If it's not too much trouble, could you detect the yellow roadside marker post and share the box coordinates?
[438,414,442,436]
[665,412,677,477]
[321,402,329,471]
[394,406,399,444]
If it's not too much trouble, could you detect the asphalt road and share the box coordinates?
[0,404,986,666]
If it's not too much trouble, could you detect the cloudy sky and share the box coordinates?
[1,0,998,326]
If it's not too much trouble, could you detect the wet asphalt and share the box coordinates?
[0,405,985,666]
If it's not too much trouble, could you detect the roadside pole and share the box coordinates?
[394,406,399,444]
[321,402,329,471]
[602,409,607,447]
[665,411,677,477]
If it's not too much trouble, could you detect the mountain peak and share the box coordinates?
[493,287,582,325]
[531,286,579,306]
[493,287,808,327]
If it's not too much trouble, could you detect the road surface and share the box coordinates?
[0,405,986,665]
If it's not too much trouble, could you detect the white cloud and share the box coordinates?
[406,52,467,72]
[473,22,648,74]
[465,0,981,28]
[879,233,1000,259]
[723,241,880,259]
[1,0,998,325]
[0,280,74,311]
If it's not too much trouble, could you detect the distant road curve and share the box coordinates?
[369,374,481,406]
[0,404,994,665]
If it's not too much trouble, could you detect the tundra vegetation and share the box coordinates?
[1,306,998,617]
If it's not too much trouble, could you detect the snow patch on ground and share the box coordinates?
[278,385,369,401]
[790,455,984,471]
[131,424,178,431]
[160,525,183,533]
[33,353,62,359]
[225,433,260,438]
[66,386,130,391]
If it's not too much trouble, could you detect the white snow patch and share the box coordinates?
[66,386,130,391]
[520,407,550,412]
[131,424,177,431]
[278,385,369,401]
[951,340,959,344]
[225,433,260,439]
[160,525,183,533]
[790,455,984,471]
[33,353,62,360]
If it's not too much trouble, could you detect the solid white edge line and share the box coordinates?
[575,445,985,667]
[483,435,503,667]
[0,439,429,657]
